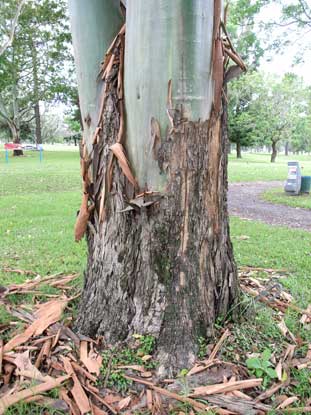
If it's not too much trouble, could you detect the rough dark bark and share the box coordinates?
[285,141,289,156]
[236,140,242,159]
[271,141,277,163]
[75,50,238,376]
[76,122,237,376]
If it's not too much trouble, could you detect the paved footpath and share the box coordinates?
[228,181,311,232]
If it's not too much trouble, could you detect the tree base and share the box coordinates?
[75,117,238,376]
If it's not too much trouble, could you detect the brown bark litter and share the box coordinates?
[1,268,311,414]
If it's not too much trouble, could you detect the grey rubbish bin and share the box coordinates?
[284,161,302,195]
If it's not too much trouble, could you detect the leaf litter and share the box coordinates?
[0,267,310,414]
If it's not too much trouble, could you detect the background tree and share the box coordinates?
[69,0,238,375]
[226,0,268,157]
[228,71,259,158]
[0,0,73,148]
[232,72,310,161]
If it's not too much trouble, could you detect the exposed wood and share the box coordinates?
[190,378,262,397]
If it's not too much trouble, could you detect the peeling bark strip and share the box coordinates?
[74,25,137,238]
[74,2,238,375]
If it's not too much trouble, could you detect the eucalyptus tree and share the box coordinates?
[16,0,72,144]
[244,73,309,161]
[228,71,259,158]
[69,0,239,375]
[0,0,73,147]
[225,0,268,157]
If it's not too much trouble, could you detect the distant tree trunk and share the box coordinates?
[12,51,23,156]
[285,141,289,156]
[8,120,22,156]
[9,121,19,142]
[0,110,23,155]
[31,41,42,145]
[70,0,238,376]
[236,139,242,158]
[34,102,42,145]
[271,141,277,162]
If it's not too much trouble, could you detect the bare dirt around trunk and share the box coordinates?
[228,181,311,232]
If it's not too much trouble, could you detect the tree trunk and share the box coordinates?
[285,141,289,156]
[70,0,238,376]
[8,120,19,143]
[236,139,242,158]
[11,51,23,156]
[8,121,23,156]
[34,102,42,145]
[31,40,42,145]
[271,141,277,162]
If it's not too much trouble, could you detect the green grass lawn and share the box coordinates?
[1,150,311,325]
[1,150,311,412]
[228,152,311,182]
[262,187,311,209]
[0,150,86,285]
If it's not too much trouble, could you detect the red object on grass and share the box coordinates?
[4,143,23,150]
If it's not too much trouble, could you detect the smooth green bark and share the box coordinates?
[68,0,123,153]
[124,0,214,189]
